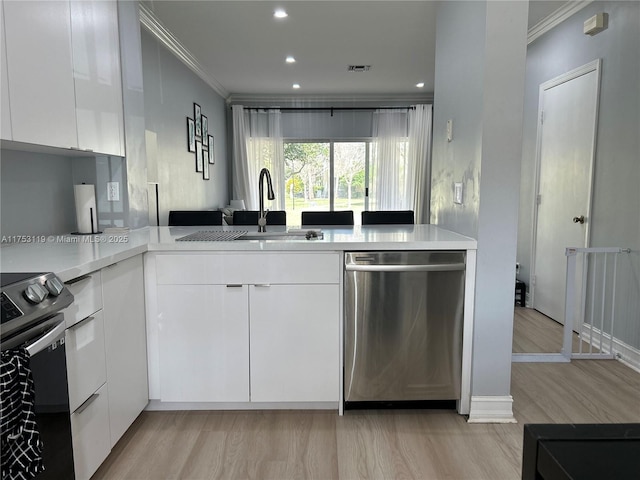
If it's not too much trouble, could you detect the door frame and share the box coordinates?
[529,59,601,309]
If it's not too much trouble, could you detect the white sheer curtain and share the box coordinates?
[371,105,432,222]
[371,109,409,210]
[231,106,284,210]
[406,104,432,224]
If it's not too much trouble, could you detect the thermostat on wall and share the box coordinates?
[584,13,608,36]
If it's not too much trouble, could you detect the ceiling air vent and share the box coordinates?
[348,65,371,72]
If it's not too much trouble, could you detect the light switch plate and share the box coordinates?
[447,119,453,142]
[454,182,463,204]
[107,182,120,202]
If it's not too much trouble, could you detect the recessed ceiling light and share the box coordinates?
[416,82,425,88]
[274,9,288,19]
[292,83,301,89]
[286,56,296,64]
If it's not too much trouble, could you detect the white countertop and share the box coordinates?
[1,225,476,282]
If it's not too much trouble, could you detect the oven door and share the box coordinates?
[9,314,75,479]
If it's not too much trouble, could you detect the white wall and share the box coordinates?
[518,1,640,348]
[141,29,228,225]
[432,1,528,399]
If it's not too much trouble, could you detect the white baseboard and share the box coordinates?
[581,325,640,374]
[146,400,339,411]
[467,396,517,423]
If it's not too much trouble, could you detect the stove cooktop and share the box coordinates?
[1,272,46,288]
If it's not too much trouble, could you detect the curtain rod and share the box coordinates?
[242,106,415,114]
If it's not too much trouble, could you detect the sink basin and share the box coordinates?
[237,231,323,241]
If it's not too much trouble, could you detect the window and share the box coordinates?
[284,140,370,226]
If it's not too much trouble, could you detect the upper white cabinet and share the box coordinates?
[3,0,78,148]
[2,0,124,155]
[70,0,124,156]
[1,2,12,140]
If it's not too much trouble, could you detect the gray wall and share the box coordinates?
[141,29,228,225]
[518,1,640,348]
[0,148,129,237]
[118,0,149,229]
[0,149,77,236]
[432,1,528,398]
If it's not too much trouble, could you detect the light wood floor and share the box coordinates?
[511,306,596,354]
[94,312,640,480]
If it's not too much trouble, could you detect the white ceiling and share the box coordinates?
[143,1,568,99]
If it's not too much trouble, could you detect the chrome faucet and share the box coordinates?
[258,167,275,232]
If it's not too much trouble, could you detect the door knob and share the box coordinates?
[572,215,585,224]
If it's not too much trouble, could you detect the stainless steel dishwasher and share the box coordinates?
[344,251,466,407]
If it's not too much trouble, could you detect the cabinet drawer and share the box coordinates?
[70,383,111,480]
[156,252,340,285]
[65,271,102,327]
[66,310,107,412]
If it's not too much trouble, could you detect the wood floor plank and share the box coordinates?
[93,308,640,480]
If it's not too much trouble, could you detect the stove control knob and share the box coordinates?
[45,277,64,296]
[24,283,47,304]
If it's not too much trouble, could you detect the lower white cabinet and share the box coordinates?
[70,383,111,480]
[64,254,149,478]
[157,284,250,402]
[250,284,340,402]
[65,311,107,412]
[101,255,149,447]
[150,252,340,406]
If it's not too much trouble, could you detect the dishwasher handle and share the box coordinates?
[345,263,465,272]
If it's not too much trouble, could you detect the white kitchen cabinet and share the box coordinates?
[64,271,103,327]
[65,310,107,413]
[70,383,111,480]
[250,284,340,402]
[157,284,250,402]
[1,2,12,140]
[149,252,341,406]
[70,0,125,156]
[3,0,78,148]
[2,0,125,155]
[101,255,149,447]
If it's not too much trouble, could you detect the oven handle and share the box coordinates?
[345,263,465,272]
[26,320,66,357]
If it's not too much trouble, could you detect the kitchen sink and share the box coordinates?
[237,230,323,241]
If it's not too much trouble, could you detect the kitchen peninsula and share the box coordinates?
[0,225,477,416]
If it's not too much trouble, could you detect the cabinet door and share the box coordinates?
[101,255,148,447]
[3,0,77,148]
[157,284,250,402]
[250,284,340,402]
[70,0,124,156]
[65,310,107,412]
[1,2,12,140]
[70,383,111,480]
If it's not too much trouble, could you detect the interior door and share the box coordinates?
[533,61,600,326]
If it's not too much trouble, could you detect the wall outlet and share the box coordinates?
[107,182,120,202]
[446,119,453,142]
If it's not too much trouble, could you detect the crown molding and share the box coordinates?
[528,0,593,44]
[138,3,229,99]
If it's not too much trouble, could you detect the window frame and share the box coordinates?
[283,137,372,215]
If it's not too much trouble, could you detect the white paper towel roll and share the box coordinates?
[74,184,98,234]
